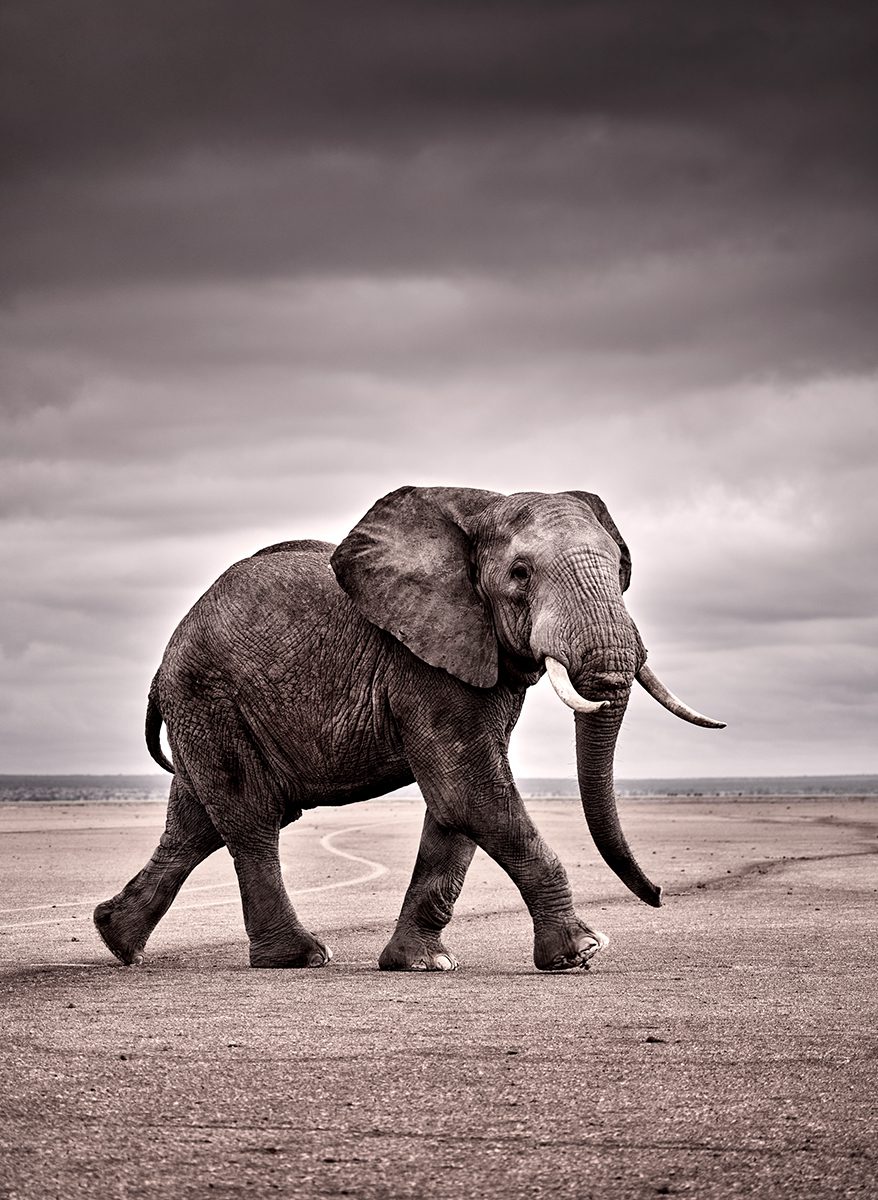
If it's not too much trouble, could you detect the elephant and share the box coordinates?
[94,486,724,972]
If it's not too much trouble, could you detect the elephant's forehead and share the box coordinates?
[472,492,618,566]
[479,492,601,546]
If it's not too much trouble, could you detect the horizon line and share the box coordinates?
[1,772,876,782]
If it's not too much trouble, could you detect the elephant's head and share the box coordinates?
[332,486,724,907]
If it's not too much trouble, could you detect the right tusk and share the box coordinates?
[636,664,726,728]
[545,658,609,714]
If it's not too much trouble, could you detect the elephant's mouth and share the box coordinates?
[544,656,725,728]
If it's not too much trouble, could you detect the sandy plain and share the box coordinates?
[0,794,876,1199]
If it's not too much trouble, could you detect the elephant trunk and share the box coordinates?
[574,699,663,907]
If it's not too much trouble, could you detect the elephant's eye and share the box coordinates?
[510,562,531,584]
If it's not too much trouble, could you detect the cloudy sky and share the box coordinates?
[2,2,876,777]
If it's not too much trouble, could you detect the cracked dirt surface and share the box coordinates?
[1,794,876,1198]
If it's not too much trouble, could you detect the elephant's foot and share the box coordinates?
[93,896,151,966]
[378,928,458,972]
[533,920,609,972]
[249,928,333,969]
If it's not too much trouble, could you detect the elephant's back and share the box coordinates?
[251,538,336,559]
[179,542,343,645]
[158,541,350,682]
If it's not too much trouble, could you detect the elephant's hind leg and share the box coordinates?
[379,811,476,971]
[94,775,224,965]
[229,838,332,969]
[190,761,332,969]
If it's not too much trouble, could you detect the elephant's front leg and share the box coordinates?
[379,811,476,971]
[465,785,609,971]
[405,742,607,971]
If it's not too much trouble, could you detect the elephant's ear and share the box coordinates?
[331,486,502,687]
[563,490,632,592]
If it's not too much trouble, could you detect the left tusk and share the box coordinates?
[545,658,609,714]
[636,664,726,728]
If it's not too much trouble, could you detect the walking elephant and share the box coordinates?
[94,486,724,972]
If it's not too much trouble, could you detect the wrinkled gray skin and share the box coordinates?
[95,487,667,973]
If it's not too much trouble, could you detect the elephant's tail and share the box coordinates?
[145,671,175,774]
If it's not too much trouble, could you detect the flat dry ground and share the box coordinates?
[1,794,875,1199]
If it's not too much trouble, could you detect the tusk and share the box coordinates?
[636,664,726,729]
[545,658,608,714]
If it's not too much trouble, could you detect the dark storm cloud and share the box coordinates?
[6,111,874,296]
[4,2,876,395]
[5,1,877,174]
[3,1,878,288]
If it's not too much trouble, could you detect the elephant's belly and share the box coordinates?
[295,763,418,811]
[250,694,415,811]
